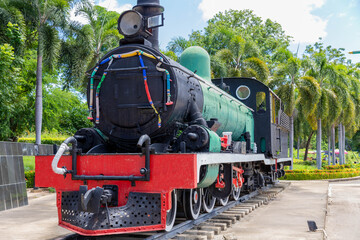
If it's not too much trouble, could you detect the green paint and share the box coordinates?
[201,83,254,144]
[197,127,221,188]
[260,137,266,153]
[180,46,255,149]
[197,164,219,188]
[207,127,221,152]
[180,46,211,81]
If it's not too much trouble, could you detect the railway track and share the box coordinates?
[59,182,290,240]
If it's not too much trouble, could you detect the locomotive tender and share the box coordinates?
[36,0,291,236]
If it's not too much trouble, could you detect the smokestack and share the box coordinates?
[133,0,164,50]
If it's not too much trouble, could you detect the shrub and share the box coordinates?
[281,169,360,180]
[18,137,66,145]
[25,170,35,188]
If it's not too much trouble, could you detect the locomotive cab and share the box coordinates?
[212,78,291,159]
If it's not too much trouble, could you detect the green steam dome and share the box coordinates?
[180,46,211,81]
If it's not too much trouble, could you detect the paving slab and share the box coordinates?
[219,181,328,240]
[0,192,71,240]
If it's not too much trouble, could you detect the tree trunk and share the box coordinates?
[297,136,300,160]
[290,116,294,170]
[331,125,335,165]
[338,123,342,165]
[343,124,346,164]
[316,119,322,169]
[304,131,314,161]
[328,131,331,165]
[35,28,43,145]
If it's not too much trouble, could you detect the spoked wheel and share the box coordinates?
[183,188,202,220]
[165,190,177,231]
[202,188,216,213]
[232,186,241,201]
[218,196,229,206]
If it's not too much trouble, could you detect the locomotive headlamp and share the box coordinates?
[118,10,164,38]
[118,10,144,37]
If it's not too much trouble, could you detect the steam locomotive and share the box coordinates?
[36,0,291,236]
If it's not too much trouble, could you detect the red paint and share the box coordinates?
[215,174,225,189]
[232,166,244,188]
[220,136,229,149]
[36,153,198,235]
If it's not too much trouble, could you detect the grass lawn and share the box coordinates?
[23,156,35,171]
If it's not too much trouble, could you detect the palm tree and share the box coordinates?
[271,55,321,166]
[167,36,191,58]
[74,3,121,72]
[304,50,339,169]
[212,34,269,82]
[6,0,78,145]
[60,21,93,89]
[333,65,357,164]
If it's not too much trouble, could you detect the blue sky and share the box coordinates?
[73,0,360,63]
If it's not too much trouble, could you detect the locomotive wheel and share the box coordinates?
[218,196,229,206]
[165,190,177,231]
[232,186,241,201]
[202,188,216,213]
[183,188,202,220]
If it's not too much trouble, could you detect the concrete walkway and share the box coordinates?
[0,192,71,240]
[221,181,328,240]
[325,180,360,240]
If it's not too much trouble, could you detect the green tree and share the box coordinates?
[211,34,269,81]
[6,0,77,145]
[74,3,121,73]
[303,42,351,168]
[271,53,321,165]
[202,10,291,60]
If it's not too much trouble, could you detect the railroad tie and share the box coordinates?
[184,230,215,240]
[196,225,222,235]
[223,210,245,218]
[244,199,264,206]
[236,203,257,210]
[231,207,250,214]
[207,219,233,227]
[201,222,227,231]
[176,234,207,240]
[213,214,237,223]
[220,212,242,220]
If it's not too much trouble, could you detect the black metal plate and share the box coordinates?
[61,192,161,230]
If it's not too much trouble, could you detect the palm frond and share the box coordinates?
[42,23,61,71]
[244,57,269,83]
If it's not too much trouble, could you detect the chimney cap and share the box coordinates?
[134,0,164,12]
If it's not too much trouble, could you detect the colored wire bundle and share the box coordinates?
[89,50,170,128]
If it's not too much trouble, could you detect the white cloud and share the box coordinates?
[198,0,328,44]
[70,0,132,24]
[97,0,132,14]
